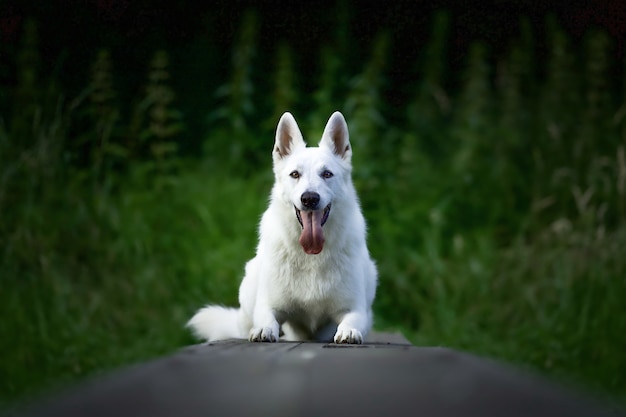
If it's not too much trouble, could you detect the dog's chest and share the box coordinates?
[270,256,345,311]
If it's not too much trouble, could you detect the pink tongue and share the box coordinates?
[299,210,325,254]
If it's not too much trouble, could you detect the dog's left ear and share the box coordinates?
[320,111,351,161]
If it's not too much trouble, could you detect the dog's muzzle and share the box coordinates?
[294,203,331,255]
[295,204,331,229]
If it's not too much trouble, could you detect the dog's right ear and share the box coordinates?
[273,112,305,161]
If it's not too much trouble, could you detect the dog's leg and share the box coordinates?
[249,303,280,342]
[333,310,369,344]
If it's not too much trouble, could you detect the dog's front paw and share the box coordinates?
[249,327,278,342]
[334,328,363,344]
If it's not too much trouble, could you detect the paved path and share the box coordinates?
[16,333,620,417]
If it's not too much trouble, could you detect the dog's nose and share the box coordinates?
[301,191,320,209]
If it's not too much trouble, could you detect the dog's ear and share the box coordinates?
[273,112,305,161]
[320,111,351,161]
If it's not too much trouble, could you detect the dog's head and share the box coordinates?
[272,112,352,255]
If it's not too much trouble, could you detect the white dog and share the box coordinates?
[188,112,377,344]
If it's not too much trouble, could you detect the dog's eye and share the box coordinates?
[321,170,334,179]
[289,171,300,179]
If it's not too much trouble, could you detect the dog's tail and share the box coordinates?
[187,305,247,341]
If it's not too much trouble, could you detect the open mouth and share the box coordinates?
[294,204,331,255]
[294,203,331,228]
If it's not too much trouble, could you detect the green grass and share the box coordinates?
[0,161,271,405]
[2,6,626,411]
[2,159,624,408]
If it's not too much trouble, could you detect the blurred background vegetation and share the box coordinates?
[1,0,625,411]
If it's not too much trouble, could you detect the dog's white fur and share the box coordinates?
[187,112,377,343]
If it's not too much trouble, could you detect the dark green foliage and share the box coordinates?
[406,10,451,159]
[205,10,260,169]
[267,42,296,130]
[1,7,626,410]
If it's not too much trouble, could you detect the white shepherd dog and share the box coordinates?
[188,112,377,344]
